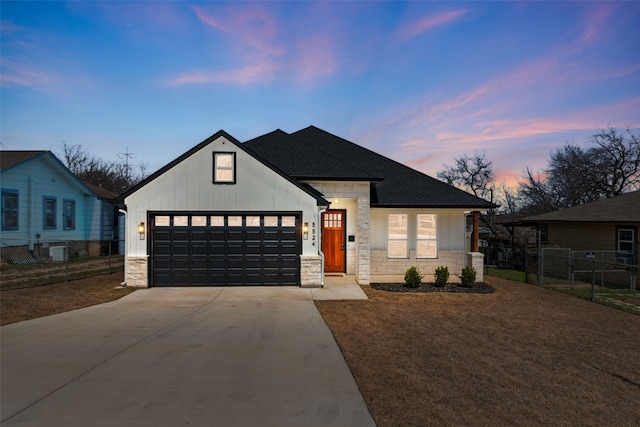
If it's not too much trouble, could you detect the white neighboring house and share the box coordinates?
[117,127,494,287]
[0,151,118,261]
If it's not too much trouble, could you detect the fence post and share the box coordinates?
[569,249,574,288]
[65,240,70,283]
[537,231,543,286]
[108,239,112,275]
[591,259,596,302]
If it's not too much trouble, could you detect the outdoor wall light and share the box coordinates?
[138,222,145,240]
[303,222,309,240]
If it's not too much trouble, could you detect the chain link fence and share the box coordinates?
[1,237,123,290]
[518,247,638,292]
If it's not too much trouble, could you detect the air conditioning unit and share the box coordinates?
[50,246,66,262]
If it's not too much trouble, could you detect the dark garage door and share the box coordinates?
[151,213,301,286]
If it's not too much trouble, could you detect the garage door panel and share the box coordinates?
[152,213,300,287]
[172,230,189,240]
[154,244,171,256]
[263,257,280,269]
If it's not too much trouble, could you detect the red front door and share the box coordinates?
[322,211,345,272]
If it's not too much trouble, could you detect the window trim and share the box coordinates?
[416,214,437,259]
[616,226,635,253]
[387,213,408,259]
[1,189,19,231]
[63,199,76,230]
[213,152,236,184]
[538,224,548,244]
[43,196,57,230]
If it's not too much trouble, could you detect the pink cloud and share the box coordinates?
[168,60,278,86]
[293,35,338,84]
[395,9,468,42]
[580,3,615,44]
[171,4,286,87]
[0,58,61,88]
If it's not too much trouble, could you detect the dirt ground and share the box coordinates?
[316,276,640,427]
[1,256,124,290]
[0,273,134,326]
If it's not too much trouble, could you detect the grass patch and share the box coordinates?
[486,266,589,286]
[559,287,640,315]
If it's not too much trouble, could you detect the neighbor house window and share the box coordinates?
[63,199,76,230]
[388,214,408,258]
[617,228,635,253]
[538,224,548,244]
[416,214,437,258]
[43,196,57,229]
[213,152,236,183]
[1,189,19,230]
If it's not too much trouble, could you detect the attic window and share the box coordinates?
[213,152,236,184]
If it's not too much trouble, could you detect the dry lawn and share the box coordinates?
[316,276,640,427]
[0,273,135,326]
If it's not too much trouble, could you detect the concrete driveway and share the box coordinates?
[1,284,375,426]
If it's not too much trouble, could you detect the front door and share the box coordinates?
[322,210,345,272]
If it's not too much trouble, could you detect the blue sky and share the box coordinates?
[2,1,639,188]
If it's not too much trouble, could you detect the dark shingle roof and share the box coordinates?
[521,191,640,223]
[245,126,494,209]
[244,129,380,181]
[1,151,46,170]
[84,181,120,200]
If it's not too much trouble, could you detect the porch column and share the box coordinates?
[472,211,480,252]
[356,195,370,285]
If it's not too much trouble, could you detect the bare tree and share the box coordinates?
[58,142,146,194]
[591,127,640,197]
[518,127,640,214]
[437,151,495,199]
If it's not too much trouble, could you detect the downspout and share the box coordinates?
[318,207,328,288]
[28,177,35,250]
[119,208,127,286]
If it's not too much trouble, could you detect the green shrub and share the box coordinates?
[404,266,423,288]
[460,266,476,287]
[434,266,449,287]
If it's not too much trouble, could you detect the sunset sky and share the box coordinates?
[2,1,639,190]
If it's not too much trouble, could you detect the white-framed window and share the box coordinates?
[43,196,57,229]
[1,189,19,230]
[416,214,437,258]
[63,199,76,230]
[388,214,408,258]
[213,152,236,184]
[617,228,635,253]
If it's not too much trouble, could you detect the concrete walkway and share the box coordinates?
[1,281,375,426]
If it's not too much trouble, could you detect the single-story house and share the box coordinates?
[117,126,494,287]
[0,151,118,261]
[519,191,639,287]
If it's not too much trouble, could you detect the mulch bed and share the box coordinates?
[371,282,495,293]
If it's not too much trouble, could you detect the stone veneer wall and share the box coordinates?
[300,255,322,288]
[467,252,484,282]
[304,181,371,285]
[126,256,149,287]
[370,250,466,277]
